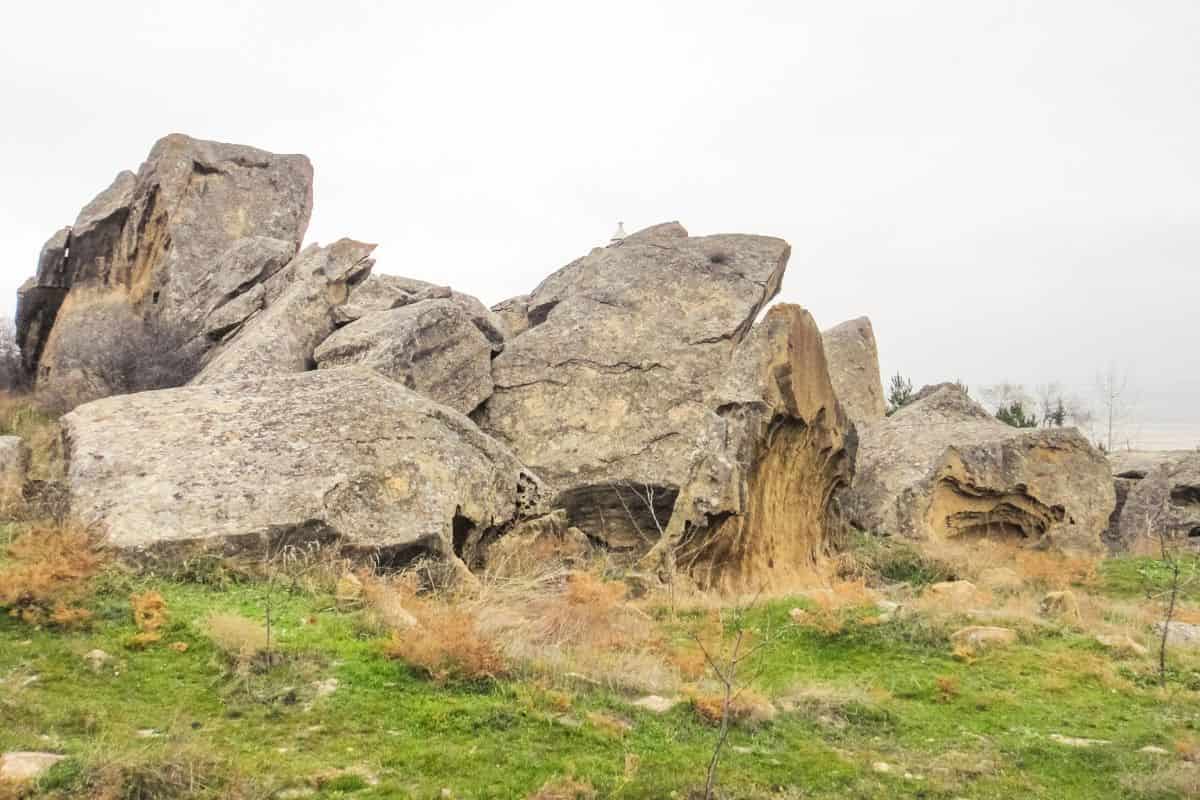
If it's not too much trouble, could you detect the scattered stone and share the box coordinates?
[1049,734,1110,748]
[789,608,809,624]
[312,678,339,698]
[135,729,161,738]
[1039,590,1081,622]
[632,695,679,714]
[1139,745,1170,755]
[83,649,111,671]
[0,751,65,783]
[950,626,1018,650]
[927,581,978,604]
[872,761,893,774]
[1154,621,1200,648]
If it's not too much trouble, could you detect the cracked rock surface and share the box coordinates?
[17,134,313,396]
[841,384,1114,553]
[62,368,540,564]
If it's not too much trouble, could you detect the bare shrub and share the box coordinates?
[0,520,107,626]
[37,306,202,412]
[127,590,169,649]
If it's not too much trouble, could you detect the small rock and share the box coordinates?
[632,695,679,714]
[1049,733,1110,748]
[1039,591,1081,622]
[1140,745,1170,755]
[312,678,339,698]
[1154,621,1200,648]
[789,607,809,624]
[1095,634,1148,657]
[135,729,160,738]
[0,751,65,783]
[83,649,111,671]
[950,626,1018,650]
[731,746,753,754]
[275,788,317,799]
[169,642,189,653]
[927,581,978,604]
[872,761,892,774]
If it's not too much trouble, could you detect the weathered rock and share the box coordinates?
[197,237,298,339]
[1048,734,1110,748]
[491,294,532,339]
[0,752,65,783]
[193,240,375,384]
[0,436,30,494]
[950,626,1018,650]
[1113,451,1200,549]
[477,223,852,592]
[841,384,1114,553]
[632,695,680,714]
[821,317,886,423]
[926,580,979,604]
[314,299,493,415]
[17,134,313,392]
[62,368,540,568]
[1039,590,1081,621]
[1154,621,1200,648]
[335,274,507,351]
[1103,450,1195,551]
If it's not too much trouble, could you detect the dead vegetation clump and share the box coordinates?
[126,590,169,649]
[526,776,597,800]
[0,520,107,626]
[204,613,270,671]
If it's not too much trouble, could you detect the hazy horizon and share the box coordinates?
[3,2,1197,447]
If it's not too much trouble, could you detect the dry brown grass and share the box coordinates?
[0,391,62,483]
[126,590,168,648]
[204,613,269,670]
[1120,762,1200,797]
[0,520,107,626]
[526,776,597,800]
[918,536,1099,591]
[690,688,776,727]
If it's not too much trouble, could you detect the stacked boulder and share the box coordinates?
[1105,451,1200,550]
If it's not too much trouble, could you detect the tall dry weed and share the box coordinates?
[0,520,106,626]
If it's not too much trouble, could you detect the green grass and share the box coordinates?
[1097,554,1200,602]
[2,553,1200,798]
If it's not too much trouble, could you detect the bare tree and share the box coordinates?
[1147,514,1196,687]
[690,594,774,800]
[1096,363,1136,452]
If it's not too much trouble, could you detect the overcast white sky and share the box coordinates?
[2,1,1197,442]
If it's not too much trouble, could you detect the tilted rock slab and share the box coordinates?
[314,298,493,415]
[477,222,852,592]
[821,316,886,423]
[62,368,539,565]
[193,239,375,384]
[1113,451,1200,548]
[841,384,1115,553]
[17,134,313,391]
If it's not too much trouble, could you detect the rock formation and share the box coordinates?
[193,239,375,384]
[1110,451,1200,549]
[0,437,29,494]
[477,222,853,592]
[821,317,886,423]
[16,134,313,394]
[62,368,539,567]
[314,298,494,415]
[841,384,1114,553]
[336,275,507,352]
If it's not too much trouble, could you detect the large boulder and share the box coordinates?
[16,134,313,393]
[821,317,886,424]
[476,222,853,592]
[334,274,507,352]
[193,240,375,384]
[841,384,1114,553]
[62,368,540,566]
[314,298,494,415]
[1113,452,1200,549]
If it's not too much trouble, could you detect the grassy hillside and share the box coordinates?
[2,518,1199,799]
